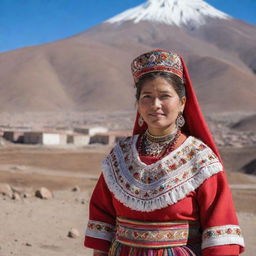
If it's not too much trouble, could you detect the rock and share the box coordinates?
[12,192,21,201]
[25,242,32,247]
[35,187,53,199]
[72,186,80,192]
[23,192,32,198]
[67,228,80,238]
[0,183,13,197]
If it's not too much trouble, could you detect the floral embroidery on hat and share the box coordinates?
[131,49,184,82]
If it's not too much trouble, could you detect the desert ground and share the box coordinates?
[0,141,255,256]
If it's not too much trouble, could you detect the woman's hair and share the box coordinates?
[135,72,186,101]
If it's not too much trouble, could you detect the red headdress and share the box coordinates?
[131,49,222,162]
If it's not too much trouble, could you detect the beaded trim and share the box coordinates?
[102,136,223,212]
[202,225,245,249]
[86,220,115,242]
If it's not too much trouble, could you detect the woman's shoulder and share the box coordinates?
[104,135,137,156]
[186,135,215,151]
[118,135,136,144]
[183,135,220,163]
[114,134,140,149]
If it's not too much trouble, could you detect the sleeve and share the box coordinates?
[196,171,245,256]
[84,173,116,253]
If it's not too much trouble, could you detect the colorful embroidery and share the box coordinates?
[86,220,115,242]
[202,225,245,249]
[115,217,201,248]
[131,50,183,82]
[109,240,200,256]
[102,136,223,212]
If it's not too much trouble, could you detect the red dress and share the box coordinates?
[84,134,245,255]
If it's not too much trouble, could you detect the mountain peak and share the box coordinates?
[106,0,231,27]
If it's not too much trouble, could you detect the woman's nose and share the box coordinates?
[152,97,161,108]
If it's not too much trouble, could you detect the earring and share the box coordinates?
[138,115,144,127]
[176,112,185,128]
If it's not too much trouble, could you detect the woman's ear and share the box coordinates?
[180,96,186,112]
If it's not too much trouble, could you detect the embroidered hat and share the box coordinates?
[131,49,184,83]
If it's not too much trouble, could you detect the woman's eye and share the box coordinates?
[161,95,171,99]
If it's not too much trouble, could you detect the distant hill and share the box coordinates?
[0,0,255,113]
[231,114,256,131]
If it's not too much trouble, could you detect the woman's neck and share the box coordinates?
[147,125,177,137]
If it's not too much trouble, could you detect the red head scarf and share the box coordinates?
[131,49,222,162]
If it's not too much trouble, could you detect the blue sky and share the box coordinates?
[0,0,255,53]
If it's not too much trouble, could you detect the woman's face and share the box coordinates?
[138,76,186,136]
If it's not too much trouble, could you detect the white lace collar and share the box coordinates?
[102,135,222,212]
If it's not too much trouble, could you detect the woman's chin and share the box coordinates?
[147,121,175,132]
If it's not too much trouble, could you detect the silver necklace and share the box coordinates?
[141,128,179,157]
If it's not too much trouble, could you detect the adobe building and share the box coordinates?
[67,134,90,146]
[3,131,24,143]
[23,131,67,145]
[74,126,108,136]
[90,131,130,145]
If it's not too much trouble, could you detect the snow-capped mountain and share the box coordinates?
[0,0,255,113]
[107,0,231,27]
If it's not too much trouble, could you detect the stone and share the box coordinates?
[72,186,80,192]
[12,192,21,201]
[0,183,13,197]
[35,187,53,199]
[23,192,32,198]
[67,228,80,238]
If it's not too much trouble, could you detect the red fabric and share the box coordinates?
[202,245,241,256]
[84,174,116,252]
[84,236,110,252]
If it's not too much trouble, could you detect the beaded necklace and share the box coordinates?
[137,129,181,158]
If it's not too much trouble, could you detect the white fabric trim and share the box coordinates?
[102,136,223,212]
[202,225,245,249]
[85,220,115,242]
[103,159,222,212]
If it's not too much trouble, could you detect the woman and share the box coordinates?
[84,49,245,256]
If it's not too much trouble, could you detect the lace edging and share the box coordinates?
[102,159,223,212]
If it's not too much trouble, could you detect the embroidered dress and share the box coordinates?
[84,135,245,256]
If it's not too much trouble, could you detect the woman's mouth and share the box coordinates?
[149,112,165,117]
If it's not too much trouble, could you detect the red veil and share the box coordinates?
[132,50,222,163]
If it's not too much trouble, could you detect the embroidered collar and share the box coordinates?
[102,135,222,212]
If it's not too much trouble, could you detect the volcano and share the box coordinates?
[107,0,230,27]
[0,0,255,113]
